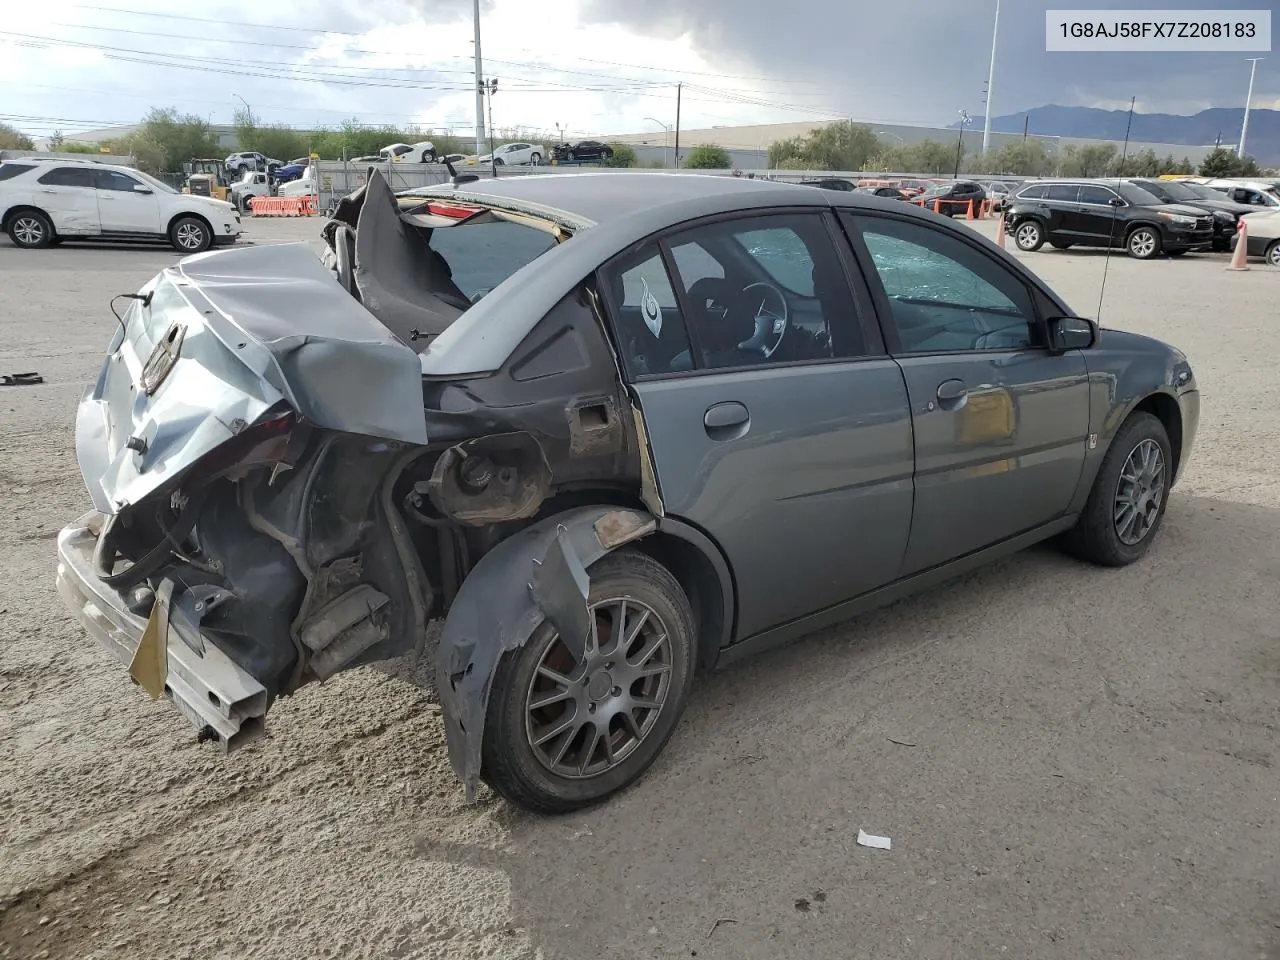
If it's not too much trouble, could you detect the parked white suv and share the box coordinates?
[381,141,438,163]
[0,158,241,252]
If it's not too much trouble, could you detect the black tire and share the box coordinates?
[1013,219,1045,251]
[1126,226,1162,260]
[1049,240,1073,250]
[169,216,212,254]
[1062,412,1172,567]
[8,209,54,249]
[422,150,437,163]
[1266,239,1280,266]
[481,548,697,814]
[493,157,505,166]
[530,152,541,165]
[566,151,576,161]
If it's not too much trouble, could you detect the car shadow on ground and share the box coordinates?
[395,493,1280,960]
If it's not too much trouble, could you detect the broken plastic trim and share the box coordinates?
[435,505,657,799]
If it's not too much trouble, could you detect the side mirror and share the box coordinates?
[133,185,154,194]
[1109,197,1124,207]
[1047,315,1097,352]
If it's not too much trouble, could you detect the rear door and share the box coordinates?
[32,166,100,235]
[841,212,1090,575]
[601,210,916,640]
[94,168,162,234]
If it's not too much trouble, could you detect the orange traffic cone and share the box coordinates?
[1226,218,1250,271]
[996,211,1007,249]
[966,199,976,220]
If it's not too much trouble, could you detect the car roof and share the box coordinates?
[409,171,1069,377]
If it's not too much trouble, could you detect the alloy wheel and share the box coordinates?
[1016,223,1041,249]
[1129,230,1157,258]
[13,217,44,246]
[1268,242,1280,266]
[175,222,206,250]
[524,597,673,780]
[1113,438,1166,545]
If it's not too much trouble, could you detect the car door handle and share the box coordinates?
[703,401,749,440]
[935,379,968,408]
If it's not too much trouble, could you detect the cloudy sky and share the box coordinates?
[1,0,1276,144]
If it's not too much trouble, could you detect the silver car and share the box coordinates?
[56,171,1199,813]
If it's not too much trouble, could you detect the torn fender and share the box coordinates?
[435,505,657,796]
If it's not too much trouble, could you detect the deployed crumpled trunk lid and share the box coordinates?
[77,242,428,514]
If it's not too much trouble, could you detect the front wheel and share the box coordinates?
[481,549,696,814]
[530,152,541,165]
[1127,226,1161,260]
[493,157,504,165]
[1062,412,1172,567]
[1266,239,1280,266]
[8,210,54,249]
[1014,219,1045,251]
[169,216,212,253]
[422,149,437,163]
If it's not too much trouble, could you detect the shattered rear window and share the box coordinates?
[426,217,557,303]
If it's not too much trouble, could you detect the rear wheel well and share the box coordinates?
[533,488,729,674]
[2,205,51,233]
[1132,393,1183,479]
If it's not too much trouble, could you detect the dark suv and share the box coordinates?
[1005,180,1214,259]
[1124,178,1253,251]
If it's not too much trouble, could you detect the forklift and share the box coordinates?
[182,159,231,202]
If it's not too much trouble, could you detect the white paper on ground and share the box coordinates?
[856,829,892,850]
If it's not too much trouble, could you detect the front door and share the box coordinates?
[1074,183,1125,243]
[94,168,162,234]
[31,166,100,235]
[843,212,1090,575]
[601,211,916,640]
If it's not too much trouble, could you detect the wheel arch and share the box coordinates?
[2,204,52,234]
[167,209,213,237]
[1131,390,1184,481]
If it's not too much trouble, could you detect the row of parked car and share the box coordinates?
[803,176,1018,215]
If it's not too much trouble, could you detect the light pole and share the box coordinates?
[981,0,1000,154]
[1239,57,1264,157]
[955,109,972,177]
[472,0,485,155]
[234,94,253,128]
[555,122,566,146]
[478,78,498,174]
[646,116,673,167]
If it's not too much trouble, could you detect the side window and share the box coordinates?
[1078,185,1117,205]
[604,245,695,378]
[36,167,95,188]
[665,214,865,368]
[1017,184,1046,200]
[0,163,34,181]
[96,170,142,192]
[849,215,1040,354]
[1046,184,1081,202]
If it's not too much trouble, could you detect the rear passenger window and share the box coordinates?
[1016,184,1046,199]
[1046,184,1081,202]
[0,163,34,182]
[604,246,695,378]
[37,167,96,188]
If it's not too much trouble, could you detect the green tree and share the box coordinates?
[49,129,66,148]
[1058,143,1116,177]
[1196,147,1259,178]
[0,122,35,150]
[683,144,731,169]
[768,121,881,171]
[979,139,1052,176]
[118,108,221,172]
[1109,147,1161,177]
[60,142,101,154]
[602,143,637,167]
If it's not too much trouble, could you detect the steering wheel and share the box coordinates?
[738,281,789,358]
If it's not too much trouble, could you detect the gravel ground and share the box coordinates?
[1,214,1278,960]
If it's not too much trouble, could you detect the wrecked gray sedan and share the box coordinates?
[57,170,1199,813]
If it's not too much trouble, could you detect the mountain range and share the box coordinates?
[967,106,1280,164]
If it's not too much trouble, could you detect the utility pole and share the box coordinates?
[480,78,498,175]
[955,109,972,177]
[674,83,682,169]
[1022,113,1029,142]
[1239,57,1264,157]
[472,0,485,155]
[981,0,1000,153]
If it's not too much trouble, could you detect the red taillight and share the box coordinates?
[424,201,481,220]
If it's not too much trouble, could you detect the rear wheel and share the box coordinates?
[8,210,53,249]
[1266,239,1280,266]
[422,149,437,163]
[169,216,212,253]
[481,549,696,814]
[1014,219,1045,251]
[1127,226,1161,260]
[530,152,541,165]
[1062,412,1172,567]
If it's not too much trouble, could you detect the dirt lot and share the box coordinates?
[2,214,1279,960]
